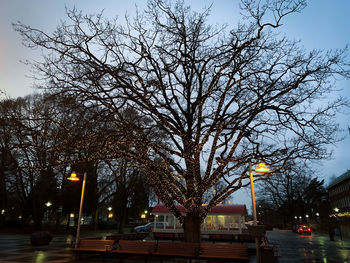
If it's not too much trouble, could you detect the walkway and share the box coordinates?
[9,229,344,263]
[0,233,256,263]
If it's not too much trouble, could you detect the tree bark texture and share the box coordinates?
[183,211,201,243]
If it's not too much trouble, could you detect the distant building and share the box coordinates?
[328,170,350,237]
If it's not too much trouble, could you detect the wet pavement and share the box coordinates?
[266,229,350,263]
[0,229,349,262]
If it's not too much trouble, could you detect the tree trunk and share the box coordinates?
[32,200,43,230]
[183,211,201,243]
[118,208,127,234]
[92,210,98,231]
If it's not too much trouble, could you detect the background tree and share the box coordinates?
[14,0,349,241]
[54,98,153,231]
[256,162,328,227]
[3,94,64,230]
[0,99,20,227]
[0,91,156,230]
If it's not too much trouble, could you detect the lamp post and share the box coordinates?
[249,162,270,263]
[67,171,87,249]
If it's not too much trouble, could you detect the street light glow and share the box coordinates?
[67,172,79,181]
[255,163,270,173]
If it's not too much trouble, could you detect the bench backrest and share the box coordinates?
[200,243,248,259]
[155,242,200,257]
[106,234,123,241]
[78,239,114,249]
[117,240,156,253]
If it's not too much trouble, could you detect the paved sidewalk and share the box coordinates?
[0,233,77,263]
[0,233,257,263]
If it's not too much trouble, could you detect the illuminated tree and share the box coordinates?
[15,0,349,241]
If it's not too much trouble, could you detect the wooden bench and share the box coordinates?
[73,239,114,259]
[152,242,199,262]
[109,240,249,262]
[109,240,156,262]
[81,236,103,240]
[106,232,148,242]
[199,243,249,262]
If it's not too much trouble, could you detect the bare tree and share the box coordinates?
[0,94,63,229]
[256,161,328,227]
[14,0,349,241]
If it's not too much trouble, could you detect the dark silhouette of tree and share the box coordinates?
[0,94,62,229]
[14,0,350,241]
[256,162,328,227]
[106,159,149,233]
[0,99,20,227]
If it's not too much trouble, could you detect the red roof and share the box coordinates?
[152,204,246,214]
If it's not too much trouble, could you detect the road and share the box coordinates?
[266,229,350,263]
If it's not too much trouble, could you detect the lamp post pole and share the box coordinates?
[249,163,260,263]
[75,172,87,249]
[249,162,270,263]
[68,172,87,249]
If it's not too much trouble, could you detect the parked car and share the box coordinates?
[297,225,311,235]
[134,222,168,232]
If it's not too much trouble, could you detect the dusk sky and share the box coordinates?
[1,0,349,208]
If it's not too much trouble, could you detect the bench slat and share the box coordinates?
[110,240,156,255]
[199,243,249,261]
[153,242,199,258]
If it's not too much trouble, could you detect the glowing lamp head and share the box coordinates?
[67,172,80,181]
[255,163,270,173]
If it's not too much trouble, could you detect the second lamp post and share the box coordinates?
[67,171,87,249]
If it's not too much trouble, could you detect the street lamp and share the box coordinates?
[67,171,87,249]
[249,162,270,263]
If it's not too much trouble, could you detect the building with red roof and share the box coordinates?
[151,204,247,234]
